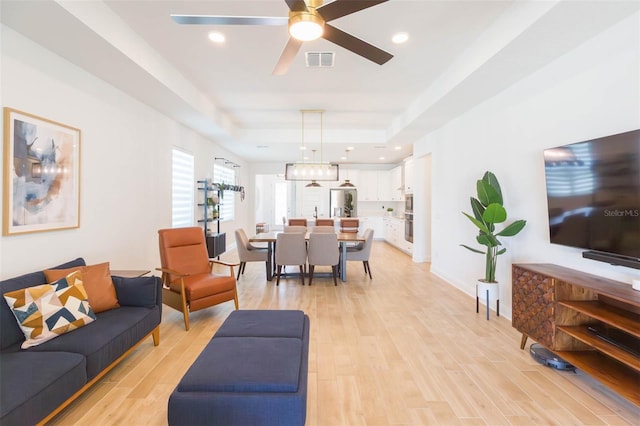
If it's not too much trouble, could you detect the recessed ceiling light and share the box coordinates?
[341,156,347,160]
[303,156,309,160]
[299,146,307,151]
[208,31,225,43]
[346,146,354,151]
[394,146,402,150]
[392,32,409,44]
[379,156,385,160]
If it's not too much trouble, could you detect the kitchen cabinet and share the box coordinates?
[383,217,413,255]
[359,216,383,237]
[359,170,391,201]
[390,166,403,201]
[404,157,414,194]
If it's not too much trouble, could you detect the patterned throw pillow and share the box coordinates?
[3,271,97,349]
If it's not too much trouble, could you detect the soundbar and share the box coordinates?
[582,250,640,270]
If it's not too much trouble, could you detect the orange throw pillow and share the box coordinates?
[44,262,119,313]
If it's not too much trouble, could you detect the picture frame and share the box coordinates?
[3,108,81,235]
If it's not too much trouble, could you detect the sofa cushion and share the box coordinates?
[44,262,119,313]
[177,337,302,393]
[214,309,305,339]
[0,351,86,426]
[112,276,159,308]
[27,305,161,380]
[3,271,96,349]
[0,258,86,350]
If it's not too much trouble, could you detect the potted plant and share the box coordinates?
[386,207,394,216]
[461,171,527,314]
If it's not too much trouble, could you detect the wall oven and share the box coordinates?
[404,211,413,243]
[404,194,414,242]
[405,194,413,212]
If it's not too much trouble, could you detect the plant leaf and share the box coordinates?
[483,203,507,224]
[483,171,503,204]
[496,248,506,255]
[477,233,499,247]
[462,212,490,234]
[497,220,527,236]
[470,197,485,222]
[460,244,485,254]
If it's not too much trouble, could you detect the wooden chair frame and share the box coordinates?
[156,259,238,330]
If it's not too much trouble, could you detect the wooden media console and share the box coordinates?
[512,263,640,405]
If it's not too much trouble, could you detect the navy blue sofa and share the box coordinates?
[0,258,162,425]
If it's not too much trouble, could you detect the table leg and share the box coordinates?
[266,242,274,281]
[340,242,347,281]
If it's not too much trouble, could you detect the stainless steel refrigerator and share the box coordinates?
[330,188,357,218]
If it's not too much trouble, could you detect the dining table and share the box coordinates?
[249,231,365,282]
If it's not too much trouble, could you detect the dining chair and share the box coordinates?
[307,232,340,286]
[310,226,335,233]
[157,227,239,331]
[284,225,307,233]
[315,218,334,227]
[275,232,307,286]
[288,218,308,226]
[340,218,360,233]
[346,228,374,279]
[234,228,269,280]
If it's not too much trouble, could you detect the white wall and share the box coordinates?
[0,26,251,279]
[415,12,640,319]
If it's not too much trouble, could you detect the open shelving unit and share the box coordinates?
[512,263,640,406]
[196,179,225,258]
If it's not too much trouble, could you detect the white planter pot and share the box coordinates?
[476,280,500,319]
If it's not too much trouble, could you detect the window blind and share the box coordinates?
[172,148,195,227]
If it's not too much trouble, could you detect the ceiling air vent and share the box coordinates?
[305,52,335,68]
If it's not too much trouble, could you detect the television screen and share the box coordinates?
[543,129,640,260]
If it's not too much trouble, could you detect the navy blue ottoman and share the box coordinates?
[168,310,310,426]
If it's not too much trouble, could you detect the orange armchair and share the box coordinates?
[157,227,239,330]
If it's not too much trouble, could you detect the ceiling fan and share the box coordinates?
[171,0,393,75]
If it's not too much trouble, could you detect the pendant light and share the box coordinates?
[285,110,339,182]
[306,150,322,187]
[339,148,355,187]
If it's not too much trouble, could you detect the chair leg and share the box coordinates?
[233,289,239,310]
[308,265,314,286]
[365,261,372,279]
[299,265,306,286]
[332,265,338,286]
[179,281,190,331]
[236,262,244,280]
[276,265,283,286]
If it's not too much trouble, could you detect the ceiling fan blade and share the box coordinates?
[284,0,308,12]
[323,24,393,65]
[273,38,303,75]
[317,0,388,22]
[171,14,288,26]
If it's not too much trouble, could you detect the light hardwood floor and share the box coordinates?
[50,242,639,425]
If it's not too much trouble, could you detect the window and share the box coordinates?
[172,148,194,227]
[214,164,235,221]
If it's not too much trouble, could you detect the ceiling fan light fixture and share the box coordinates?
[289,11,324,41]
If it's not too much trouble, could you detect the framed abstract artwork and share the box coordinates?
[3,108,81,235]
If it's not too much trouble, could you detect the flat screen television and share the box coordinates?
[543,129,640,268]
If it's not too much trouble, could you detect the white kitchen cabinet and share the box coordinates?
[404,157,414,194]
[359,216,383,237]
[390,166,403,201]
[358,170,391,201]
[383,217,412,255]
